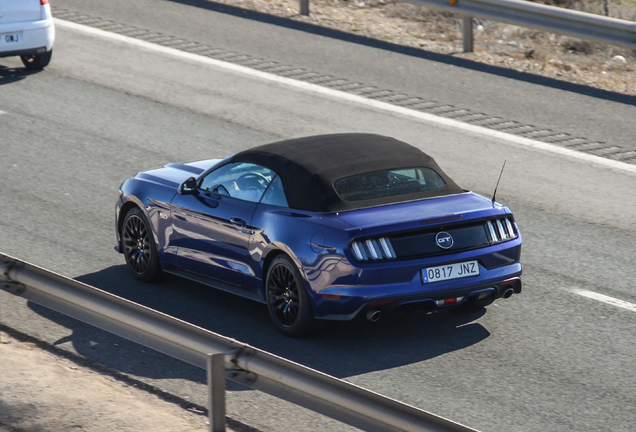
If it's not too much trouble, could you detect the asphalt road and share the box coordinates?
[51,0,636,152]
[1,8,636,432]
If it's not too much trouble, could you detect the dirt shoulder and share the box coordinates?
[0,331,224,432]
[212,0,636,96]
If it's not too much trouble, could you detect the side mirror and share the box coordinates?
[178,177,198,195]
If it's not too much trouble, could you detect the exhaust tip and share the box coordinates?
[366,310,381,322]
[502,287,514,299]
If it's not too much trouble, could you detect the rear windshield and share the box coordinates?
[334,167,446,201]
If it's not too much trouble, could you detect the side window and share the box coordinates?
[260,175,289,208]
[199,162,275,203]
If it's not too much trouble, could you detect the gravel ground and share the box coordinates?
[0,331,234,432]
[210,0,636,96]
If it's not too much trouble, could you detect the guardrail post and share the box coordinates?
[207,353,226,432]
[299,0,309,16]
[462,16,474,53]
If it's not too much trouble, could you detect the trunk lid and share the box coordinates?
[338,193,517,262]
[337,193,507,234]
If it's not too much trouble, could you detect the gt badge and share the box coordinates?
[435,232,453,249]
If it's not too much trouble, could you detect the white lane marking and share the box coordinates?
[570,288,636,313]
[54,19,636,175]
[0,110,6,115]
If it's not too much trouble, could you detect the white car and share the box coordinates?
[0,0,54,69]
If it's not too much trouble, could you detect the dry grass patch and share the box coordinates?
[211,0,636,95]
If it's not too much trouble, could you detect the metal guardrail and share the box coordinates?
[298,0,636,52]
[0,252,478,432]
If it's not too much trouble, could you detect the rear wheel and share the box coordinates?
[21,50,52,70]
[121,207,162,282]
[266,256,316,337]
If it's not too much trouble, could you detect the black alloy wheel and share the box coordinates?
[122,207,162,282]
[266,256,316,337]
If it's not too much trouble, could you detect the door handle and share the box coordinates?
[230,217,246,227]
[230,218,253,234]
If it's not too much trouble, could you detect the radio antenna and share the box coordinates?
[492,160,507,207]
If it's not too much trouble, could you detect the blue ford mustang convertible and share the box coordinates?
[115,134,522,336]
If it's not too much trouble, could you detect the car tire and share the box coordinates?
[266,255,316,337]
[21,49,52,70]
[121,207,163,282]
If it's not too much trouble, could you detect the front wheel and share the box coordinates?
[121,207,162,282]
[21,50,52,70]
[266,256,316,337]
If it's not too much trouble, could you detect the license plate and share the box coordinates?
[421,260,479,283]
[1,33,21,44]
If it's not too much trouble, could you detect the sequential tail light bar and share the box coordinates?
[350,237,396,261]
[485,217,518,244]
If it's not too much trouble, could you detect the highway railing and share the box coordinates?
[297,0,636,52]
[0,252,478,432]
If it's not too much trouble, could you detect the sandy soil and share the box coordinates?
[211,0,636,96]
[0,331,228,432]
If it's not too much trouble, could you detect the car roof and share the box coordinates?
[231,133,464,212]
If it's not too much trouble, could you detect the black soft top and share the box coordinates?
[231,133,464,212]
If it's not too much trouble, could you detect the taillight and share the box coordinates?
[41,0,49,5]
[485,217,517,244]
[350,237,396,261]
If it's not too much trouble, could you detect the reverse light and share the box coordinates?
[435,296,465,306]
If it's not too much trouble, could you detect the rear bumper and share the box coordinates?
[361,277,522,318]
[0,18,55,57]
[312,256,522,320]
